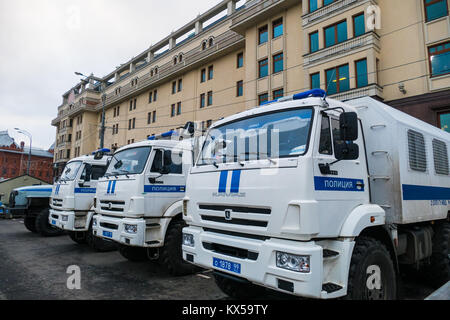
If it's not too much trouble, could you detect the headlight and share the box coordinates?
[276,252,310,273]
[92,218,97,227]
[182,233,195,247]
[62,215,69,222]
[124,224,138,234]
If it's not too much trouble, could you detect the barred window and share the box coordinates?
[408,130,427,172]
[432,139,449,175]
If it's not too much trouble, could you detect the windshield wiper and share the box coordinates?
[202,158,219,168]
[240,152,277,164]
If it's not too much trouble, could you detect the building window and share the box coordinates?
[154,90,157,101]
[172,81,177,94]
[309,0,318,12]
[171,104,176,117]
[209,38,214,47]
[353,13,365,37]
[200,93,206,108]
[201,69,206,83]
[129,100,133,111]
[208,66,214,80]
[113,108,116,117]
[326,64,350,94]
[439,112,450,132]
[148,112,152,125]
[273,53,284,73]
[177,102,182,115]
[324,20,347,48]
[428,42,450,77]
[258,93,269,105]
[355,59,368,88]
[310,31,319,53]
[311,72,320,89]
[259,58,269,78]
[272,18,283,38]
[273,89,284,99]
[134,99,136,110]
[237,52,244,68]
[408,130,427,172]
[202,41,207,51]
[149,92,153,103]
[259,25,268,45]
[323,0,336,6]
[207,91,213,106]
[178,79,182,92]
[128,119,132,130]
[152,111,156,123]
[424,0,448,22]
[237,81,243,97]
[173,56,177,65]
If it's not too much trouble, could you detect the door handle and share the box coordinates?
[149,178,164,184]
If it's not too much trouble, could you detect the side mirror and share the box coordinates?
[159,165,170,175]
[340,112,358,141]
[94,151,104,160]
[335,142,359,161]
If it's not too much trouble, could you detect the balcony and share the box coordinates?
[100,30,244,109]
[328,83,383,101]
[303,32,380,67]
[302,0,374,27]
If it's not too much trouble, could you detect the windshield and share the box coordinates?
[105,147,151,176]
[198,108,314,166]
[60,161,82,181]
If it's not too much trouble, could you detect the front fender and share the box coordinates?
[157,200,183,244]
[340,204,385,238]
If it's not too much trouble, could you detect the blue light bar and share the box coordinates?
[92,148,111,155]
[292,89,327,100]
[147,130,177,140]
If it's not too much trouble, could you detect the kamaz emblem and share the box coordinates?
[225,209,232,221]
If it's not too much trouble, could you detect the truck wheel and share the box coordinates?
[424,222,450,287]
[86,221,117,252]
[119,244,148,262]
[35,209,64,237]
[346,237,397,300]
[24,216,37,233]
[158,219,200,276]
[214,273,266,299]
[68,231,87,244]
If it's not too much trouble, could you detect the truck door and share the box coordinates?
[144,148,186,216]
[312,113,370,236]
[76,164,107,210]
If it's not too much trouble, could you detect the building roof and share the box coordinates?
[0,147,54,158]
[0,130,18,148]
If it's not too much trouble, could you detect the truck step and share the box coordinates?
[146,223,160,228]
[322,283,343,294]
[323,249,339,258]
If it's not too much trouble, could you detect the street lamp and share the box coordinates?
[15,128,32,175]
[75,72,107,149]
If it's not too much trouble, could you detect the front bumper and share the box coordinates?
[49,209,89,231]
[93,214,160,248]
[182,226,329,299]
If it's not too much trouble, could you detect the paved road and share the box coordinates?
[0,219,437,300]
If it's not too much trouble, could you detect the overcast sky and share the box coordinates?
[0,0,230,149]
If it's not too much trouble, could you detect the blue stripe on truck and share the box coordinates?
[402,184,450,201]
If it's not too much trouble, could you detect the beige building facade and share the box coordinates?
[51,0,450,174]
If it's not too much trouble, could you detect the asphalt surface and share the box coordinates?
[0,219,438,300]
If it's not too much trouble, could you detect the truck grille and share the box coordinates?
[201,215,268,227]
[199,204,271,215]
[100,200,125,213]
[52,199,63,207]
[100,222,119,230]
[203,242,258,261]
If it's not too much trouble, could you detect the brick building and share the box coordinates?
[0,130,54,184]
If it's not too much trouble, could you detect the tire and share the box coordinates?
[119,244,148,262]
[158,219,200,276]
[35,209,64,237]
[346,237,397,300]
[68,231,87,244]
[24,216,37,233]
[214,273,266,300]
[424,222,450,287]
[86,220,117,252]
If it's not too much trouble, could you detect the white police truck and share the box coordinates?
[182,89,450,300]
[49,151,116,251]
[93,123,202,275]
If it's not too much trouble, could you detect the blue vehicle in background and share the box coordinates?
[7,185,64,236]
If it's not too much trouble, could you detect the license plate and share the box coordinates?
[213,257,241,274]
[51,220,56,225]
[0,209,3,214]
[103,231,113,238]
